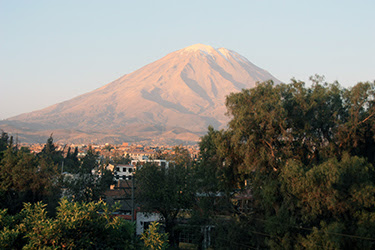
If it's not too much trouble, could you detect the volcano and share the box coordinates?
[2,44,280,144]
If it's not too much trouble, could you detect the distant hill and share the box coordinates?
[1,44,280,144]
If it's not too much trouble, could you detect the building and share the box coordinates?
[125,150,155,160]
[114,164,136,180]
[136,212,162,235]
[131,156,170,168]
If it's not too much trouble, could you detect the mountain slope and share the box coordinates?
[3,44,280,144]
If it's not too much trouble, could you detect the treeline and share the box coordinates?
[0,134,115,214]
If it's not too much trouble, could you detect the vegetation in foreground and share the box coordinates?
[0,199,135,249]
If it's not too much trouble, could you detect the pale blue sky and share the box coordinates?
[1,0,374,119]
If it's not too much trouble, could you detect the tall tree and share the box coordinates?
[136,148,195,247]
[198,79,375,249]
[38,135,63,166]
[0,131,9,161]
[0,135,60,214]
[62,146,80,173]
[63,146,113,202]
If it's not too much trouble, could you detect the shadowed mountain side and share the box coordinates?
[207,60,247,90]
[3,44,280,144]
[141,88,194,115]
[180,65,214,107]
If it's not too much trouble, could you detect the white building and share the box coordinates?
[114,164,135,180]
[131,155,170,168]
[113,157,171,181]
[136,212,163,235]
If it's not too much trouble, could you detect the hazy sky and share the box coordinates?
[1,0,374,120]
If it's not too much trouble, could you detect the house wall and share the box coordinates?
[136,212,162,235]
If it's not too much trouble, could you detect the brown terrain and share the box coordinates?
[1,44,280,144]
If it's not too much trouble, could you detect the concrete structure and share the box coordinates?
[131,156,170,168]
[136,212,163,235]
[125,150,155,160]
[114,164,135,180]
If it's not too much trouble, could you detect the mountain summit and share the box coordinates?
[3,44,280,144]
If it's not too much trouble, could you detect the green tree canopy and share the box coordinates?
[197,79,375,249]
[135,148,195,247]
[0,198,136,249]
[63,147,113,203]
[0,136,60,214]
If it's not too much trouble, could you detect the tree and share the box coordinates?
[280,154,375,249]
[135,148,195,248]
[0,135,60,214]
[38,135,63,167]
[63,146,113,203]
[0,131,9,161]
[191,127,235,228]
[63,146,80,173]
[112,152,131,165]
[166,145,191,166]
[0,198,137,249]
[197,79,375,249]
[141,221,169,250]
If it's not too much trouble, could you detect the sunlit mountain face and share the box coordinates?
[2,44,280,144]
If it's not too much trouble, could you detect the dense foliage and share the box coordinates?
[0,133,61,214]
[62,146,114,203]
[135,147,195,248]
[141,222,169,250]
[197,78,375,249]
[0,134,113,214]
[0,199,135,249]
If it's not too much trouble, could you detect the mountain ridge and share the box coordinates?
[2,44,280,144]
